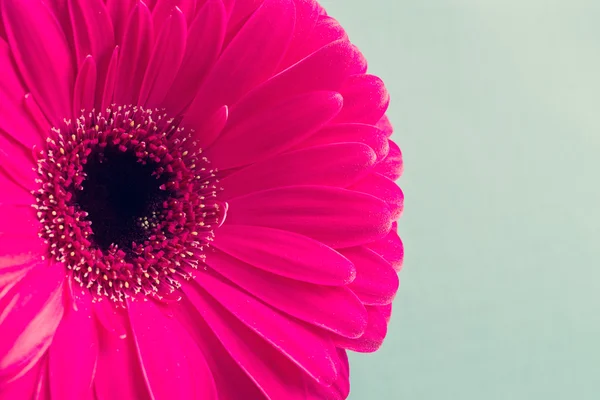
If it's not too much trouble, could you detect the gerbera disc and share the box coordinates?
[0,0,404,399]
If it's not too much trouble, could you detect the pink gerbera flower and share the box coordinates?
[0,0,404,398]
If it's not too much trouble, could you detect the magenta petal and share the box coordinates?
[278,0,320,69]
[161,0,226,115]
[335,305,390,353]
[232,39,365,118]
[187,272,339,385]
[376,114,394,137]
[106,0,136,45]
[100,46,119,109]
[128,300,215,400]
[213,224,356,286]
[91,300,128,338]
[49,291,97,400]
[184,0,296,146]
[226,186,392,248]
[367,222,404,271]
[298,123,390,161]
[113,2,154,105]
[206,249,368,338]
[0,356,43,400]
[0,40,44,149]
[351,173,405,220]
[72,55,97,116]
[1,0,74,123]
[183,282,310,399]
[205,91,343,170]
[310,348,350,399]
[0,205,41,239]
[0,167,33,206]
[342,247,399,306]
[374,139,404,180]
[220,143,375,199]
[139,8,187,108]
[67,0,115,106]
[335,74,390,124]
[0,133,36,191]
[94,323,151,400]
[152,0,196,32]
[0,263,64,384]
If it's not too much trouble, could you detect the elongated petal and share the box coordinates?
[128,299,215,400]
[94,324,150,400]
[106,0,136,45]
[188,271,340,385]
[0,40,44,148]
[220,143,375,199]
[162,0,226,115]
[351,173,404,220]
[101,46,119,109]
[206,249,368,338]
[334,305,390,353]
[152,0,195,31]
[72,55,97,116]
[374,139,403,180]
[226,186,392,248]
[1,0,74,123]
[335,74,389,124]
[206,91,343,170]
[139,9,186,108]
[342,247,399,306]
[213,224,355,285]
[91,301,127,338]
[298,122,389,161]
[49,291,97,400]
[0,263,64,384]
[185,0,296,146]
[114,2,153,105]
[366,222,404,271]
[184,282,310,399]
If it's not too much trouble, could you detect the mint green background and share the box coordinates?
[322,1,600,399]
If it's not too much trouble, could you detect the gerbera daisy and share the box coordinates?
[0,0,404,398]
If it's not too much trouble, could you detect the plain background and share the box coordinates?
[320,1,600,399]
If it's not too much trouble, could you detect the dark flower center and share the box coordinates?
[34,106,226,303]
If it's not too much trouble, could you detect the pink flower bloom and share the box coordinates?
[0,0,404,398]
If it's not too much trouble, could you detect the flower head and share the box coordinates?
[0,0,404,399]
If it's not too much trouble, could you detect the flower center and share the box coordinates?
[33,106,226,303]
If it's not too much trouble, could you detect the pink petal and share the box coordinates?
[100,46,119,109]
[139,8,187,108]
[334,305,390,353]
[376,114,394,137]
[91,300,128,339]
[184,0,296,146]
[292,15,352,63]
[183,282,310,399]
[228,0,264,30]
[350,173,404,220]
[1,0,75,123]
[366,223,404,272]
[49,290,97,400]
[0,356,43,399]
[213,224,355,286]
[0,205,40,238]
[205,91,343,170]
[231,39,365,122]
[335,74,390,125]
[106,0,136,45]
[0,40,44,149]
[220,143,375,199]
[94,323,151,400]
[226,186,392,248]
[0,166,33,206]
[113,1,154,105]
[186,272,340,385]
[67,0,115,106]
[152,0,195,31]
[277,0,320,70]
[127,299,216,400]
[171,299,263,399]
[72,55,97,116]
[0,262,64,384]
[310,348,350,399]
[161,0,226,115]
[0,256,38,299]
[24,93,51,135]
[374,139,403,180]
[0,133,36,191]
[341,247,399,306]
[206,249,368,338]
[297,123,390,161]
